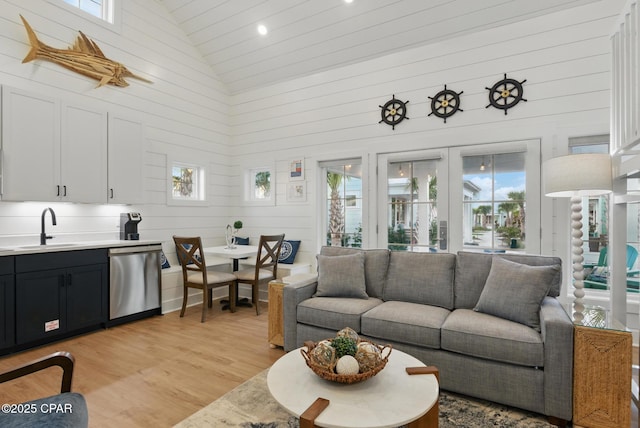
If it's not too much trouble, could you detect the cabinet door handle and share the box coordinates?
[56,185,60,197]
[110,188,114,199]
[63,185,67,196]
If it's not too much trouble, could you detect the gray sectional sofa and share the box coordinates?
[282,246,573,426]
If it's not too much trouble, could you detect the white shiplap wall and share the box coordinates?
[0,0,232,312]
[230,1,622,302]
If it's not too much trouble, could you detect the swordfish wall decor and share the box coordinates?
[19,15,151,88]
[377,74,527,129]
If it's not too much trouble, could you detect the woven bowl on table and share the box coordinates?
[300,339,392,384]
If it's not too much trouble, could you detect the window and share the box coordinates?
[387,160,438,252]
[244,165,275,205]
[168,160,206,205]
[462,152,526,252]
[62,0,114,22]
[321,160,362,248]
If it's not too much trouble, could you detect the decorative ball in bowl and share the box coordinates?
[300,327,392,384]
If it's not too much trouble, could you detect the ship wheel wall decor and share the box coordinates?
[485,74,527,115]
[428,85,463,123]
[379,95,409,130]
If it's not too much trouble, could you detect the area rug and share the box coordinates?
[175,369,555,427]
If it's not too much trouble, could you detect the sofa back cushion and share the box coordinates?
[320,246,390,298]
[454,251,563,309]
[383,252,456,310]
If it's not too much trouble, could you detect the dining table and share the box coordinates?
[203,245,259,309]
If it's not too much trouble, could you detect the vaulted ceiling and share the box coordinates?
[161,0,600,94]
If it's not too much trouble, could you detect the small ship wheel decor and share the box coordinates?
[485,73,527,115]
[428,85,463,123]
[379,95,409,130]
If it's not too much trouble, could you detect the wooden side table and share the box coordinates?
[573,324,632,427]
[268,280,285,348]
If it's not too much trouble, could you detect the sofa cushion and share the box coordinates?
[315,253,368,299]
[441,309,544,367]
[474,257,559,331]
[0,392,89,428]
[320,247,389,298]
[454,251,563,309]
[361,301,450,349]
[383,252,456,310]
[297,297,383,332]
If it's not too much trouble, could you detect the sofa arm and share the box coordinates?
[539,297,574,421]
[282,273,318,352]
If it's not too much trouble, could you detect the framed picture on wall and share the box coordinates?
[289,159,304,181]
[286,181,307,202]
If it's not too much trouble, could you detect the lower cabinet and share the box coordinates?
[0,257,15,350]
[15,250,108,346]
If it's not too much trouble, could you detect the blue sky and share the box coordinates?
[465,171,525,202]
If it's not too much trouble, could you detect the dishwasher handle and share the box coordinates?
[109,245,162,256]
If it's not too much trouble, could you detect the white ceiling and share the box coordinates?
[160,0,599,94]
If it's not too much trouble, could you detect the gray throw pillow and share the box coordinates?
[474,257,560,331]
[315,253,368,299]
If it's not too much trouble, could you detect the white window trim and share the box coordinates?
[167,155,208,207]
[47,0,122,33]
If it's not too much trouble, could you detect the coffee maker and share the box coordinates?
[120,212,142,240]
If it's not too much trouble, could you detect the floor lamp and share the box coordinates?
[543,153,612,324]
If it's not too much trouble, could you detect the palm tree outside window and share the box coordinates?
[322,160,362,248]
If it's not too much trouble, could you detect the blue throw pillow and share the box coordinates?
[236,237,249,245]
[161,250,171,269]
[279,240,300,264]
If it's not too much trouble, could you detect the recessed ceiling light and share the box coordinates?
[257,24,268,36]
[344,0,354,3]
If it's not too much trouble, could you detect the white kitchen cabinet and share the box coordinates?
[1,87,107,203]
[107,114,144,204]
[60,103,108,203]
[1,87,60,202]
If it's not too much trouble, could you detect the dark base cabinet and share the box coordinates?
[15,249,108,347]
[0,257,15,351]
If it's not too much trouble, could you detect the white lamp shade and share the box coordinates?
[543,153,612,197]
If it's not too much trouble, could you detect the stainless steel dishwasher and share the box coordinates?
[109,244,162,324]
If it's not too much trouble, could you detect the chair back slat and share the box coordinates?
[173,236,207,283]
[254,234,285,279]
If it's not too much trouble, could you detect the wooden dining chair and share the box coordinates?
[234,234,285,315]
[173,236,237,322]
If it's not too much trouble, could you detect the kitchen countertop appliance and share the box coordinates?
[108,244,162,325]
[120,212,142,240]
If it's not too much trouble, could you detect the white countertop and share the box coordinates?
[0,239,162,256]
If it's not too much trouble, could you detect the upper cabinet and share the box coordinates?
[1,87,60,202]
[1,87,107,203]
[61,103,108,203]
[107,115,144,205]
[0,86,143,204]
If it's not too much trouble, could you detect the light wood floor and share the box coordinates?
[0,302,639,427]
[0,301,285,428]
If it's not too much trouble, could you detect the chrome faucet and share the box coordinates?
[40,207,57,245]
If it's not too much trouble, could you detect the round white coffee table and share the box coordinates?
[267,347,439,428]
